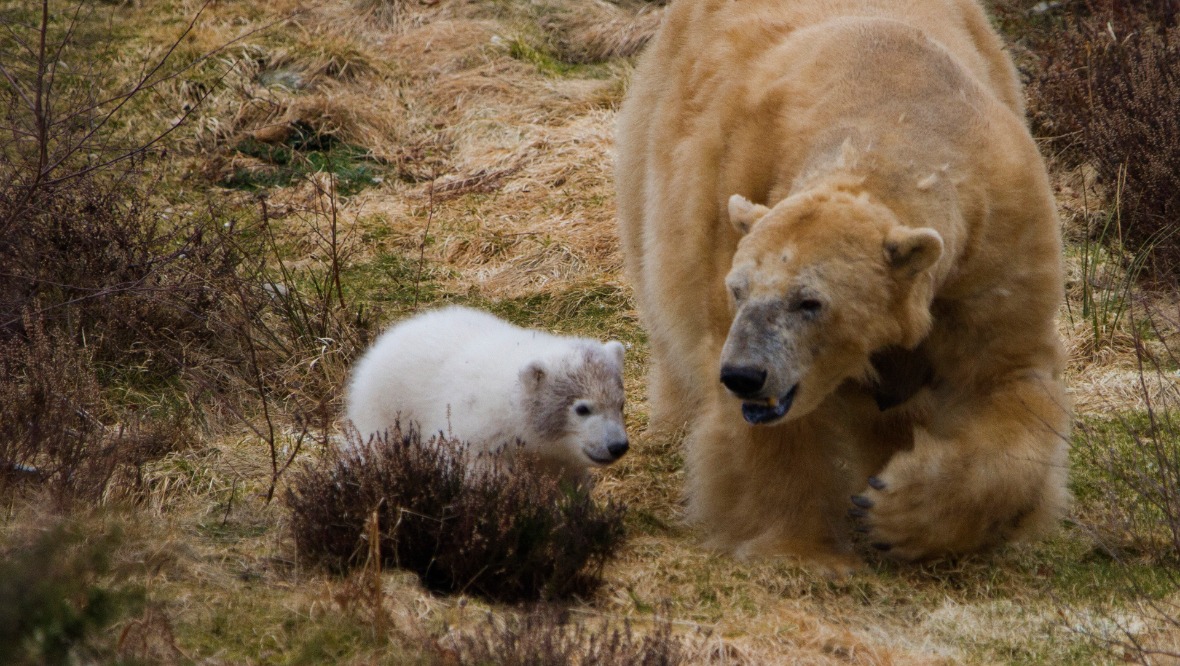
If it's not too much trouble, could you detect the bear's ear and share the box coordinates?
[728,194,771,235]
[520,361,546,392]
[884,226,943,277]
[604,340,625,370]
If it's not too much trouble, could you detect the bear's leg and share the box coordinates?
[829,383,922,486]
[648,359,694,433]
[855,373,1070,559]
[686,397,861,573]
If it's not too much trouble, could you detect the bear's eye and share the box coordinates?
[575,403,592,416]
[790,298,824,317]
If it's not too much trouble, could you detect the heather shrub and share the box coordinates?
[0,2,376,503]
[0,314,187,504]
[1082,25,1180,277]
[0,170,243,376]
[286,425,627,602]
[997,0,1180,276]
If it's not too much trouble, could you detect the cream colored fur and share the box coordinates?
[346,306,629,482]
[616,0,1070,569]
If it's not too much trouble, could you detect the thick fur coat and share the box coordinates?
[616,0,1069,569]
[346,307,629,480]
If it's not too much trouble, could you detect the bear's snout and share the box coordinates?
[720,364,767,397]
[607,439,629,460]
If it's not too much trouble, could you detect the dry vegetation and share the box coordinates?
[2,0,1180,663]
[287,426,627,602]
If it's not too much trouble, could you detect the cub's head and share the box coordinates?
[721,192,942,425]
[519,340,629,470]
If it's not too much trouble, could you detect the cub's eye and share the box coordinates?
[575,403,592,416]
[790,298,824,317]
[729,285,744,302]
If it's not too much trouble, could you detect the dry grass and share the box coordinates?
[2,0,1179,663]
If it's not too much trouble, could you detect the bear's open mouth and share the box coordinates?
[584,450,616,466]
[740,385,798,425]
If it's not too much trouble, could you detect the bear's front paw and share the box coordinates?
[848,465,1026,560]
[847,473,958,560]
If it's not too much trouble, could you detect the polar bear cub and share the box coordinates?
[346,306,630,480]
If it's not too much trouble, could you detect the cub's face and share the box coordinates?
[721,193,942,425]
[521,341,629,469]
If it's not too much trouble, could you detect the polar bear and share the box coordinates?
[345,306,630,481]
[616,0,1070,569]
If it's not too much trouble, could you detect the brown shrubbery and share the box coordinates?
[0,1,374,504]
[0,170,242,378]
[0,2,245,502]
[287,425,627,603]
[0,316,186,504]
[997,0,1180,277]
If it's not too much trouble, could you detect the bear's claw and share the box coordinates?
[851,494,874,509]
[867,476,887,491]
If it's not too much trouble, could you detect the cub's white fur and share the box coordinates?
[346,306,629,479]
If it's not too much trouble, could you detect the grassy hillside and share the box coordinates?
[2,0,1179,663]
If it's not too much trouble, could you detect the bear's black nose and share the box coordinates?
[720,364,767,397]
[607,440,629,459]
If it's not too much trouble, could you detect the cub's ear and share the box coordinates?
[604,340,625,370]
[520,361,546,391]
[884,226,943,277]
[728,194,771,235]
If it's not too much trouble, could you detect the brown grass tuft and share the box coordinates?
[537,1,664,64]
[446,604,700,665]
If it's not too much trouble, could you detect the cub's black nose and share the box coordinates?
[607,440,629,459]
[720,364,767,397]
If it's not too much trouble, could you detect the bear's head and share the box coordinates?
[519,340,630,470]
[721,191,942,425]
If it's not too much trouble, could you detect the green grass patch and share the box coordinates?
[472,283,645,344]
[1071,412,1156,505]
[339,252,452,317]
[222,123,386,196]
[167,582,431,663]
[504,36,616,79]
[1070,410,1180,560]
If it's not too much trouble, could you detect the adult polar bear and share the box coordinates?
[616,0,1069,569]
